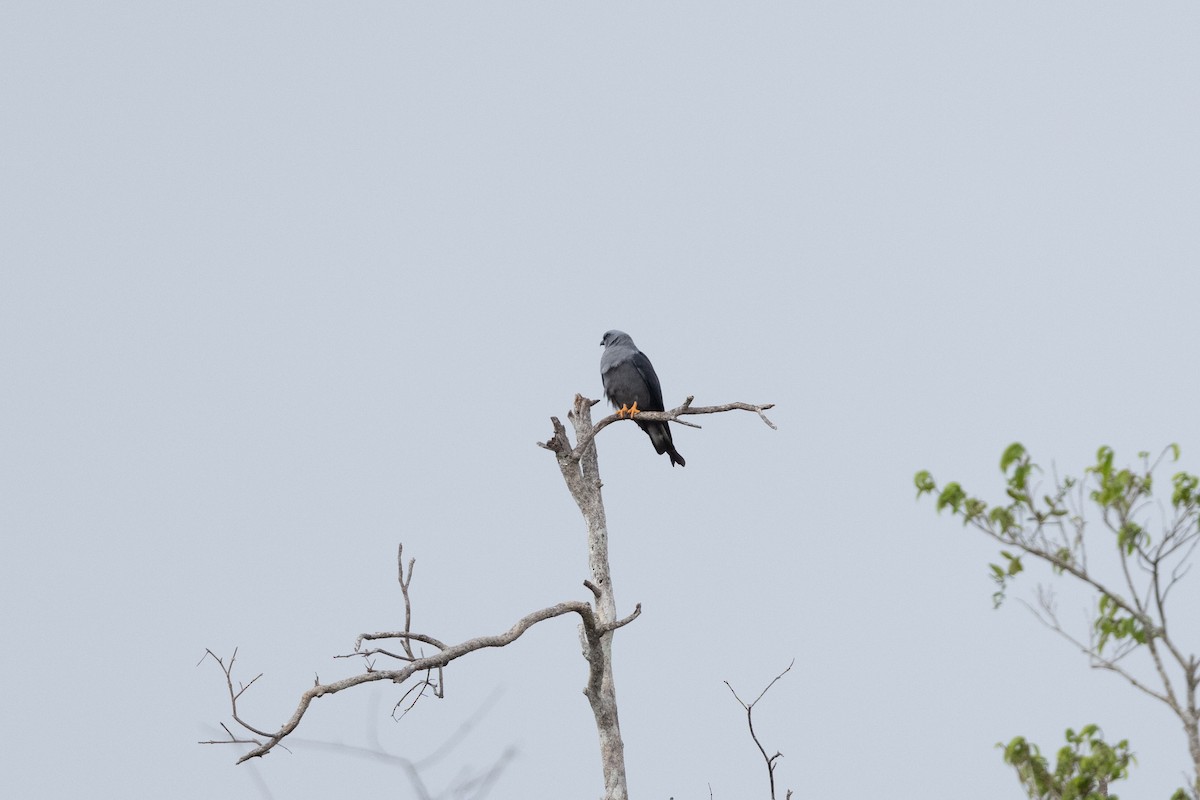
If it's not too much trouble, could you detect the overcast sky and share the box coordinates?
[3,3,1199,798]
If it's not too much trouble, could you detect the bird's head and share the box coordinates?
[600,330,633,348]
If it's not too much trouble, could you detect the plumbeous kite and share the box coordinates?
[600,330,686,467]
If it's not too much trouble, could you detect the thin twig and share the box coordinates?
[1018,591,1173,708]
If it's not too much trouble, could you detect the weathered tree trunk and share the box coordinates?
[546,395,629,800]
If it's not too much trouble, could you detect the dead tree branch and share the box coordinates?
[398,543,416,660]
[203,589,634,764]
[554,395,776,461]
[726,660,796,800]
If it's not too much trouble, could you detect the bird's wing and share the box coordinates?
[630,351,666,411]
[602,358,640,404]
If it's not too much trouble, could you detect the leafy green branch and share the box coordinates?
[916,444,1200,798]
[1000,724,1136,800]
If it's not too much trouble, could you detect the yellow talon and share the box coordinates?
[627,401,641,417]
[616,404,630,418]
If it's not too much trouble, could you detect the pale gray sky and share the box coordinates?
[3,3,1199,798]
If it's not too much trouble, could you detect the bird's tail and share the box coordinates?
[666,446,685,468]
[643,422,686,467]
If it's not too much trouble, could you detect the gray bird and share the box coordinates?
[600,330,685,467]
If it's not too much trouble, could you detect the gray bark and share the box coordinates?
[543,395,629,800]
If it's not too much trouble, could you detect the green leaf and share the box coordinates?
[1117,522,1147,554]
[1011,463,1032,492]
[936,482,966,514]
[988,506,1016,534]
[998,551,1020,575]
[1093,594,1148,654]
[1171,471,1198,507]
[963,498,987,523]
[1000,442,1026,473]
[913,470,936,498]
[1169,442,1181,462]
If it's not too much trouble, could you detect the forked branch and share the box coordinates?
[726,660,796,800]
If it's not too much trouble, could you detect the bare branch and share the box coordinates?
[334,647,413,663]
[352,631,448,654]
[603,603,642,633]
[398,543,416,660]
[199,721,263,748]
[535,415,573,453]
[545,395,777,462]
[969,518,1152,630]
[200,648,276,739]
[1017,597,1173,709]
[629,397,778,429]
[204,600,603,763]
[393,671,439,721]
[725,660,795,800]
